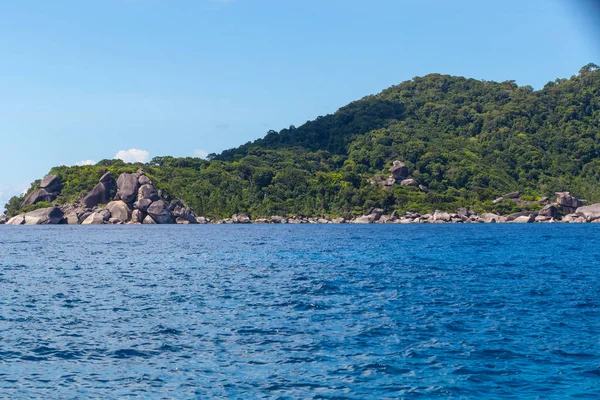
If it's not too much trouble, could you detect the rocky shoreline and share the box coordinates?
[2,170,600,225]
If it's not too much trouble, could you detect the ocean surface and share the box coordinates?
[0,225,598,399]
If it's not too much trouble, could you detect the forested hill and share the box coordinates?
[5,64,600,219]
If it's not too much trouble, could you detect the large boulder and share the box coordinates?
[511,214,534,223]
[81,209,111,225]
[236,214,251,224]
[6,215,26,225]
[99,171,112,183]
[142,215,157,224]
[538,204,558,218]
[400,178,418,187]
[353,215,376,224]
[503,191,521,199]
[556,192,586,214]
[170,200,197,223]
[106,200,132,222]
[481,213,501,223]
[82,182,113,209]
[389,161,408,181]
[0,215,7,224]
[433,210,451,222]
[21,188,57,207]
[576,204,600,221]
[138,184,160,201]
[116,173,140,204]
[134,198,153,212]
[131,209,145,224]
[40,175,61,192]
[138,175,151,185]
[506,211,537,221]
[63,211,80,225]
[147,200,175,224]
[16,207,64,225]
[196,216,208,224]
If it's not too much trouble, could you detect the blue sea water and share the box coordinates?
[0,225,598,399]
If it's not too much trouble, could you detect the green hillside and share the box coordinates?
[5,64,600,218]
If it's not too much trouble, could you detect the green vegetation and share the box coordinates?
[5,64,600,218]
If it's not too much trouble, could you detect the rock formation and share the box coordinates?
[555,192,587,214]
[575,203,600,221]
[6,170,198,225]
[21,174,63,207]
[6,207,64,225]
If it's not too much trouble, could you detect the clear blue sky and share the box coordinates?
[1,0,599,210]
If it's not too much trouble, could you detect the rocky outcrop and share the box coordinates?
[40,175,61,192]
[506,211,537,222]
[556,192,586,214]
[82,183,112,209]
[232,214,251,224]
[7,207,64,225]
[170,200,197,224]
[21,175,63,207]
[21,189,56,207]
[389,161,408,181]
[81,209,111,225]
[575,204,600,221]
[538,204,558,218]
[433,210,451,222]
[400,178,418,187]
[138,184,160,202]
[147,200,174,224]
[0,215,7,224]
[131,209,144,224]
[511,214,534,223]
[116,173,140,204]
[106,201,132,223]
[143,215,157,224]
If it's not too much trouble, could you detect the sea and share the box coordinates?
[0,224,598,399]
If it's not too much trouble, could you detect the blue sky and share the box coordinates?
[1,0,599,210]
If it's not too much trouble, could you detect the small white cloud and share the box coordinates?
[75,160,95,166]
[115,149,150,164]
[194,149,209,159]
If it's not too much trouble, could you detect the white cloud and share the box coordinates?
[75,159,96,166]
[115,149,150,163]
[194,149,209,159]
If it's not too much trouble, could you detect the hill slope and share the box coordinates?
[4,64,600,218]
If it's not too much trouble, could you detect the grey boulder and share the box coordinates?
[138,175,151,185]
[142,215,157,224]
[116,173,140,203]
[147,200,174,224]
[389,160,408,181]
[21,188,57,207]
[538,204,558,218]
[134,198,153,212]
[138,184,160,201]
[556,192,586,214]
[82,209,111,225]
[400,178,418,187]
[8,207,65,225]
[106,200,132,222]
[40,175,61,192]
[131,209,145,224]
[82,182,113,209]
[576,203,600,221]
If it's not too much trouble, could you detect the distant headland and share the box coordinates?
[2,64,600,225]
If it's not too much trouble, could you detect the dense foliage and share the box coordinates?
[5,64,600,218]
